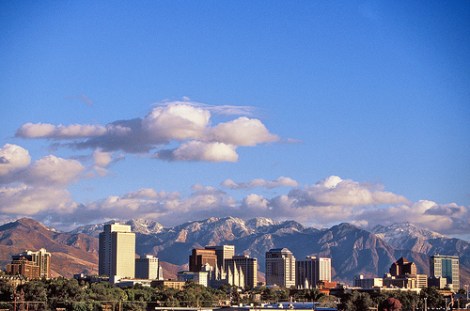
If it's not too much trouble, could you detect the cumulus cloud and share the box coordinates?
[16,101,278,162]
[222,176,298,189]
[142,103,210,140]
[208,117,278,146]
[157,141,238,162]
[0,145,86,220]
[24,155,84,185]
[0,184,77,215]
[286,176,408,207]
[0,144,31,177]
[1,167,467,238]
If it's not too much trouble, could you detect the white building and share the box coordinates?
[177,271,209,287]
[99,223,136,281]
[353,275,383,289]
[135,255,163,280]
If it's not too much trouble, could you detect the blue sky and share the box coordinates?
[1,1,469,237]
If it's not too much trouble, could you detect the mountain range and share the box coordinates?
[1,217,469,286]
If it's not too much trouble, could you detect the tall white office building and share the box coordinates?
[99,223,136,281]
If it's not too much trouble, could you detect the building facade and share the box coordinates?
[353,275,383,289]
[135,255,163,280]
[430,255,459,291]
[9,248,51,279]
[177,271,209,287]
[389,257,417,277]
[189,248,218,272]
[205,245,235,271]
[99,223,136,280]
[266,248,296,288]
[225,255,258,289]
[296,256,331,289]
[6,256,40,279]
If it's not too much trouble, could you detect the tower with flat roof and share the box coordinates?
[430,255,459,291]
[99,223,136,280]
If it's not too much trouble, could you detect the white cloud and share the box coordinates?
[25,155,84,185]
[0,144,31,177]
[222,176,298,189]
[16,123,106,138]
[93,149,113,167]
[208,117,278,146]
[16,100,279,162]
[158,141,239,162]
[287,176,408,207]
[241,194,270,210]
[92,149,113,176]
[0,184,77,215]
[142,103,210,141]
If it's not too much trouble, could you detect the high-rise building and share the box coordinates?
[296,256,331,289]
[99,223,136,280]
[135,255,163,280]
[205,245,235,271]
[430,255,459,291]
[225,255,258,289]
[265,248,296,288]
[10,248,51,279]
[189,248,218,272]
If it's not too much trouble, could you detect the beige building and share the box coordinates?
[225,255,258,289]
[353,275,383,289]
[177,271,209,287]
[296,256,331,289]
[266,248,296,288]
[99,223,136,280]
[135,255,163,280]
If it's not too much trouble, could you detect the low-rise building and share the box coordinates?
[177,271,209,287]
[151,279,186,290]
[353,275,383,289]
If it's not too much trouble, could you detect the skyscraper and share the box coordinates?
[135,255,163,280]
[296,256,331,289]
[189,248,218,272]
[265,248,296,288]
[99,223,136,280]
[430,255,460,291]
[205,245,235,271]
[225,255,258,289]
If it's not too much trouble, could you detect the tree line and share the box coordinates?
[0,277,462,311]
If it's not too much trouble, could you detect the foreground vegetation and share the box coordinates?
[0,278,465,311]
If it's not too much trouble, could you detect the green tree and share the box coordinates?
[317,295,338,308]
[420,287,445,309]
[339,291,375,311]
[0,279,14,301]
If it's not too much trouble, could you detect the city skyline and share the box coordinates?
[0,2,469,240]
